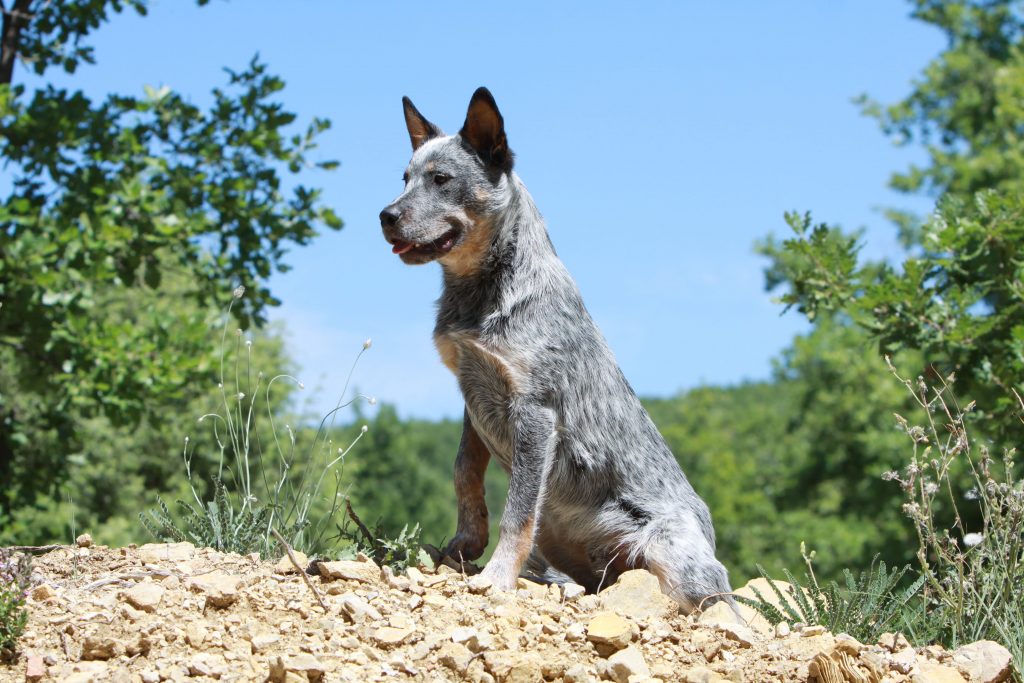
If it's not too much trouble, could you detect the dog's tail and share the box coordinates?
[521,547,574,586]
[636,518,738,616]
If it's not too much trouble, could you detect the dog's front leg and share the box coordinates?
[442,410,491,563]
[480,403,557,591]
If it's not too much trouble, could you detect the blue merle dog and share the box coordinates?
[379,87,733,611]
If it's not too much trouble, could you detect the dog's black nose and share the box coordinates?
[380,206,401,229]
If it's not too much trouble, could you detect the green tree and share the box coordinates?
[759,0,1024,443]
[0,0,341,542]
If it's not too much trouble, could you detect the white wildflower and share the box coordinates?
[363,338,373,350]
[963,533,983,547]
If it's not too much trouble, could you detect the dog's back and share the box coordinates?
[381,88,732,611]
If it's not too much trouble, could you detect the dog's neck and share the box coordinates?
[437,173,563,331]
[442,174,554,282]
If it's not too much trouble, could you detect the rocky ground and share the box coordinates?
[0,540,1015,683]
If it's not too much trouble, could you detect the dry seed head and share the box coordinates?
[363,338,373,350]
[233,285,245,299]
[361,425,368,434]
[963,533,983,547]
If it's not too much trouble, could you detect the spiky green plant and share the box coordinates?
[334,500,432,571]
[736,549,924,643]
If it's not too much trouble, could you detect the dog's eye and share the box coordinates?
[434,173,451,186]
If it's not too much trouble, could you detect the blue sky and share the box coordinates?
[28,1,943,420]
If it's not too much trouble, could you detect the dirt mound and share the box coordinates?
[0,543,1013,682]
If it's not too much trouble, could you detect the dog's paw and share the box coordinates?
[442,532,487,563]
[479,562,518,592]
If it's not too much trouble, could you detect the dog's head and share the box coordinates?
[380,87,513,271]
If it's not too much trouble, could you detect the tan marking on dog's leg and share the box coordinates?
[442,414,491,563]
[484,513,536,590]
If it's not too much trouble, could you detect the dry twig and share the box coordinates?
[270,528,328,614]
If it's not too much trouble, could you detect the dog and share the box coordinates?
[379,87,733,611]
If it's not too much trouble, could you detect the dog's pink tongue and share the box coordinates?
[392,240,414,255]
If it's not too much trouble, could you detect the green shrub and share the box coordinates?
[886,361,1024,675]
[0,548,32,663]
[141,288,372,558]
[335,499,431,571]
[737,546,923,643]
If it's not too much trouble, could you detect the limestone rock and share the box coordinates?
[284,653,325,681]
[680,667,728,683]
[597,569,680,622]
[913,659,969,683]
[29,584,55,601]
[833,633,864,654]
[274,551,308,575]
[451,626,492,652]
[122,582,165,613]
[81,634,124,661]
[698,600,742,625]
[250,632,280,653]
[587,612,637,655]
[372,626,415,648]
[952,640,1013,683]
[482,649,543,683]
[467,574,493,594]
[705,621,756,648]
[188,571,240,608]
[25,654,46,682]
[138,542,195,564]
[438,642,474,675]
[188,653,226,679]
[61,662,110,683]
[562,583,586,601]
[316,560,378,584]
[890,645,919,674]
[185,622,208,648]
[336,593,382,623]
[563,664,594,683]
[606,644,651,683]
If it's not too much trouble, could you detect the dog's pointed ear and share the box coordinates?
[459,87,512,172]
[403,96,442,151]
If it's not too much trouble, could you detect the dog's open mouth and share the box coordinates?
[390,228,460,257]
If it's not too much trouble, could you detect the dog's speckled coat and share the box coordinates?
[380,88,732,610]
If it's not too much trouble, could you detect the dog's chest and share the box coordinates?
[434,329,520,468]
